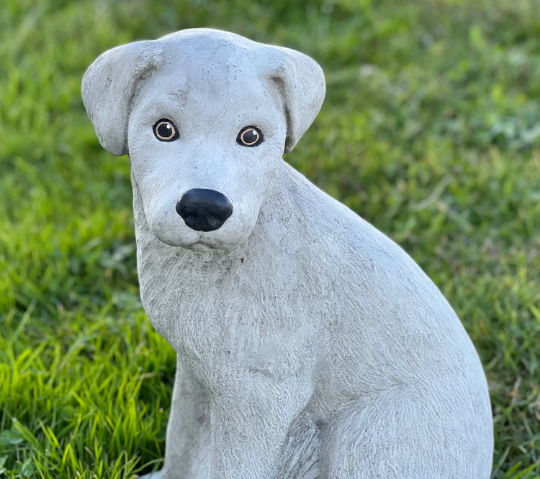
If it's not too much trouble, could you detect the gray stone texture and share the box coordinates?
[82,28,493,478]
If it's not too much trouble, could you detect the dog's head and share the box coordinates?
[82,29,325,251]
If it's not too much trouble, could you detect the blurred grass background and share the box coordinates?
[1,0,540,477]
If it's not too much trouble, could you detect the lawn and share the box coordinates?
[1,0,540,477]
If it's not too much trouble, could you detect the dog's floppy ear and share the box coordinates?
[266,47,326,154]
[82,41,164,156]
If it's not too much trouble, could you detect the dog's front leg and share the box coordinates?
[143,355,211,479]
[210,372,314,479]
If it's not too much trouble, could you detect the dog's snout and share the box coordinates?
[176,189,233,232]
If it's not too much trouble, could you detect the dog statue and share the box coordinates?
[82,28,493,479]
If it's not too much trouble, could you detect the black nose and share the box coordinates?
[176,189,233,232]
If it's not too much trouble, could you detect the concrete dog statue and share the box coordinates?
[82,28,493,479]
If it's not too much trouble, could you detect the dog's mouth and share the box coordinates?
[186,240,222,252]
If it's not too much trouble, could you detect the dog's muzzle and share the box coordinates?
[176,188,233,232]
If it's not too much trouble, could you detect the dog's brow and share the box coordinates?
[168,88,190,105]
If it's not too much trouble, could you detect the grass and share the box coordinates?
[1,0,539,477]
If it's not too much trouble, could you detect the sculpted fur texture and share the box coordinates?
[82,28,493,478]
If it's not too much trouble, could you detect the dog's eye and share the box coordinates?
[237,126,263,147]
[153,119,179,142]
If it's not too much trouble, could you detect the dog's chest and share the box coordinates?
[138,239,326,390]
